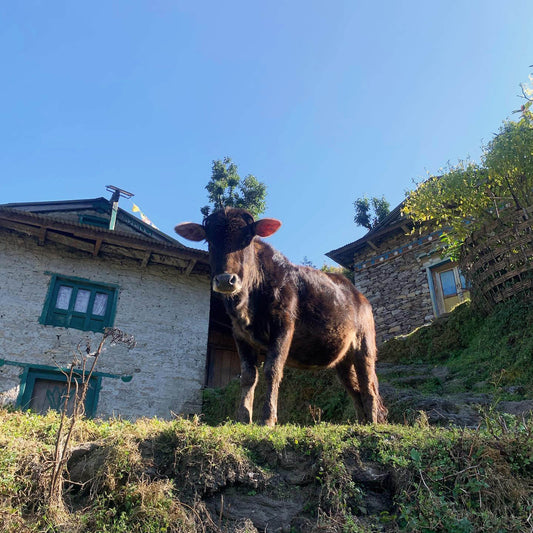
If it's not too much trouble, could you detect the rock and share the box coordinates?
[505,386,526,395]
[380,383,491,427]
[277,449,316,485]
[497,400,533,417]
[207,492,303,533]
[67,442,107,484]
[431,366,450,382]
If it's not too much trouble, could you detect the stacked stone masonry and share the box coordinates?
[352,232,439,344]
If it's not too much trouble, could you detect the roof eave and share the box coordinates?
[0,207,210,275]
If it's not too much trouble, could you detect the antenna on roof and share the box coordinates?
[105,185,134,230]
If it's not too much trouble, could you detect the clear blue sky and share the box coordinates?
[2,1,532,266]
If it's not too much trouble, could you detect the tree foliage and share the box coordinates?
[201,157,267,218]
[354,196,390,230]
[403,97,533,259]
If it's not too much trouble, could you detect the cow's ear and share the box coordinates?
[254,218,281,237]
[175,222,206,241]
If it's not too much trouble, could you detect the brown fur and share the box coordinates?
[175,208,387,426]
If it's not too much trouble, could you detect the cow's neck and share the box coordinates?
[223,239,274,327]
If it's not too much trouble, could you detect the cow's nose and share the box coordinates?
[213,273,241,294]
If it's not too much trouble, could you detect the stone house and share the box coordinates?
[0,193,216,419]
[327,203,469,343]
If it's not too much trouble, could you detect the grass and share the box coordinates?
[379,296,533,397]
[0,408,532,532]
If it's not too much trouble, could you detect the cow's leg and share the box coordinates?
[262,322,295,427]
[235,340,259,424]
[335,355,366,421]
[353,335,387,423]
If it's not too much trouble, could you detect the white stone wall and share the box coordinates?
[0,229,211,419]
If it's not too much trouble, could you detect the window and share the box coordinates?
[78,214,109,228]
[41,275,118,332]
[427,261,470,316]
[19,368,99,417]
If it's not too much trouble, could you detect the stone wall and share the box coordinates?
[0,229,211,419]
[352,231,441,344]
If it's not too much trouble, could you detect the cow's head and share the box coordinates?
[175,208,281,295]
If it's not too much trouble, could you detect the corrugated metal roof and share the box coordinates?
[0,199,209,266]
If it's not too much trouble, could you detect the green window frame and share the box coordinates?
[78,214,109,228]
[40,274,118,333]
[18,367,100,417]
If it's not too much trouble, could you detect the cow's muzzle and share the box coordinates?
[213,273,242,294]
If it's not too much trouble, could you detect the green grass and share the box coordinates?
[379,296,533,397]
[0,408,531,532]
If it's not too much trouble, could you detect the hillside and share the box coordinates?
[0,409,532,532]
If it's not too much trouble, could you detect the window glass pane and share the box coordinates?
[74,289,91,313]
[92,293,108,316]
[55,286,73,310]
[439,270,457,297]
[459,273,469,289]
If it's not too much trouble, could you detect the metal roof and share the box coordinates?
[0,198,210,275]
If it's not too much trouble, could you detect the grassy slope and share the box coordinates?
[378,297,533,397]
[0,408,532,532]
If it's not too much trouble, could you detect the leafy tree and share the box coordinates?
[201,157,267,218]
[403,108,533,259]
[321,263,355,283]
[300,257,354,282]
[354,196,390,230]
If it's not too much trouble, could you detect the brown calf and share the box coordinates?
[176,208,387,426]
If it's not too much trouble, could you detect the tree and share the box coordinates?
[354,196,390,230]
[403,113,533,259]
[201,157,267,218]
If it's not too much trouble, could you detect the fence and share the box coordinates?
[460,204,533,310]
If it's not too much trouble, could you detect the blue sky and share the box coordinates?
[2,1,532,266]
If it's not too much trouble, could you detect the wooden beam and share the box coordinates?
[0,210,208,264]
[93,238,103,257]
[367,239,378,251]
[45,232,94,253]
[185,259,196,276]
[0,212,210,274]
[38,227,47,245]
[141,251,151,268]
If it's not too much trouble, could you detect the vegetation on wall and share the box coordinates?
[378,297,533,396]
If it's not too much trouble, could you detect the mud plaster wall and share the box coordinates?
[352,233,440,344]
[0,229,211,419]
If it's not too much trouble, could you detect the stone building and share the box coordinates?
[0,193,214,419]
[327,203,469,343]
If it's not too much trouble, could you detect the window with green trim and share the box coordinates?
[41,275,118,332]
[78,214,109,228]
[19,368,99,417]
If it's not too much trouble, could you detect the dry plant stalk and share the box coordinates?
[47,328,135,519]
